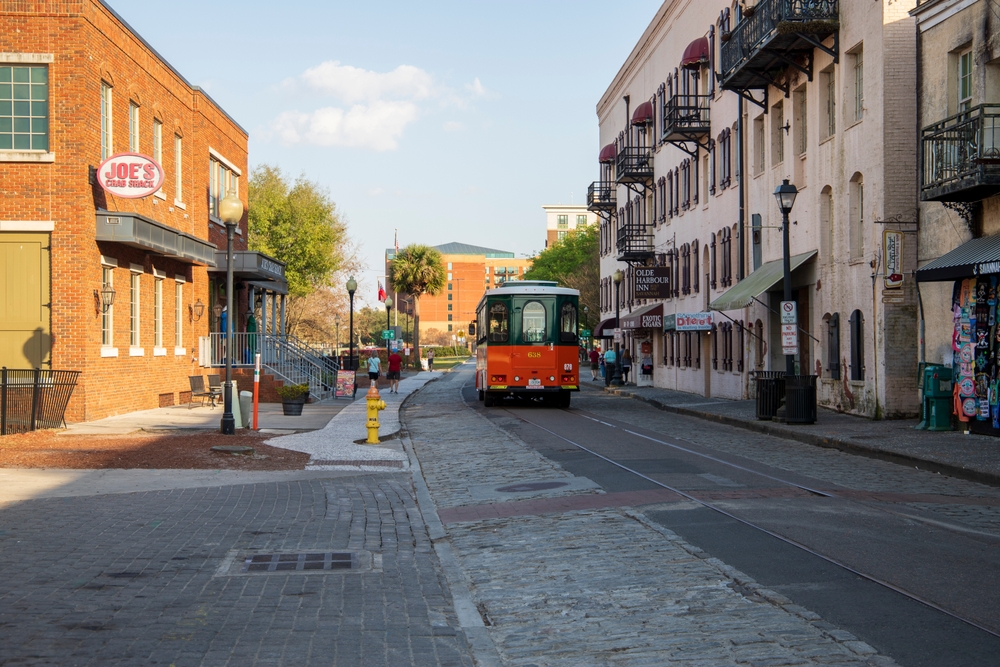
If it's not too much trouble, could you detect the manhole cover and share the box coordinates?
[495,481,569,493]
[241,552,353,573]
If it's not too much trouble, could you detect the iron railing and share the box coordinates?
[921,104,1000,201]
[662,94,711,141]
[199,333,338,400]
[616,223,654,261]
[616,147,654,183]
[1,368,80,435]
[587,181,617,211]
[720,0,839,83]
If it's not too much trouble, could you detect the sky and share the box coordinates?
[109,0,662,307]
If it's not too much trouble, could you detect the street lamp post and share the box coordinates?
[384,295,393,358]
[334,315,341,357]
[218,189,244,435]
[774,179,799,378]
[347,276,357,373]
[612,269,624,386]
[582,305,589,350]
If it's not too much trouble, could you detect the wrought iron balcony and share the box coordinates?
[922,104,1000,202]
[719,0,839,93]
[587,181,617,212]
[616,147,654,184]
[616,223,654,263]
[663,94,711,144]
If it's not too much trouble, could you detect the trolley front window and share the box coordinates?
[522,301,547,343]
[488,302,509,342]
[560,302,578,343]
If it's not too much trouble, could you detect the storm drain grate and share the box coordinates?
[241,552,353,573]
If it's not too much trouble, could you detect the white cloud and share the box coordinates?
[300,61,434,103]
[443,121,464,132]
[466,77,486,96]
[271,100,419,151]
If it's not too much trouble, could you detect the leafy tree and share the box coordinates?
[388,244,447,365]
[524,224,599,329]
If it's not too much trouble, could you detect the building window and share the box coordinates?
[101,266,114,347]
[771,101,784,166]
[557,215,568,229]
[849,173,864,259]
[100,82,114,159]
[129,102,139,152]
[174,135,183,202]
[447,303,452,311]
[447,293,452,301]
[754,114,765,173]
[825,313,841,379]
[154,277,163,348]
[849,309,864,381]
[821,186,834,264]
[719,129,731,189]
[130,271,141,348]
[576,214,587,226]
[959,49,973,112]
[175,281,183,348]
[736,320,744,372]
[153,120,162,167]
[209,157,239,218]
[821,68,836,139]
[793,87,807,156]
[558,231,567,241]
[448,283,452,291]
[448,314,453,322]
[0,65,48,151]
[852,46,864,122]
[448,324,453,332]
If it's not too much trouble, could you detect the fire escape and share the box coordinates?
[616,102,655,264]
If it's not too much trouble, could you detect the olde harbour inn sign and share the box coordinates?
[634,267,671,299]
[96,153,165,199]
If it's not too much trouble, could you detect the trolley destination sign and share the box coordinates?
[634,267,671,299]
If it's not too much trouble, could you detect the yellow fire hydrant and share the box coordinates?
[365,385,387,444]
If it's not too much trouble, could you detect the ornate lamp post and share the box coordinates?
[334,315,341,357]
[774,179,799,378]
[347,276,357,372]
[612,269,624,386]
[582,305,589,350]
[219,189,244,435]
[384,295,393,358]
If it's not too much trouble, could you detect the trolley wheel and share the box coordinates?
[557,390,571,409]
[478,389,485,402]
[483,392,495,407]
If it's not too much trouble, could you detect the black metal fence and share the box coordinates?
[921,104,1000,200]
[1,368,81,435]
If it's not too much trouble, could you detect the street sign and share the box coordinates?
[381,329,394,340]
[780,301,797,325]
[580,329,592,338]
[614,327,622,344]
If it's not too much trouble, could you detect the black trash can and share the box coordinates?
[785,374,818,424]
[754,371,786,420]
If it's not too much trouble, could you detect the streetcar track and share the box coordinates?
[453,374,1000,640]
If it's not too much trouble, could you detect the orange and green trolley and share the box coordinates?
[474,281,580,408]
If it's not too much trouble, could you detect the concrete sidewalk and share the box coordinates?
[598,382,1000,486]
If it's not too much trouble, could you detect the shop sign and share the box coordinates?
[621,305,663,330]
[883,230,904,289]
[676,312,713,330]
[975,260,1000,275]
[663,314,676,331]
[634,267,671,299]
[96,153,164,199]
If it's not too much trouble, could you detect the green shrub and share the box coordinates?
[276,383,310,400]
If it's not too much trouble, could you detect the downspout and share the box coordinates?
[914,16,925,366]
[738,94,748,396]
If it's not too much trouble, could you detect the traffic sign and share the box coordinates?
[581,329,592,338]
[381,329,394,340]
[780,301,797,324]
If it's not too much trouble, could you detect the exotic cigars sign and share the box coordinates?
[96,153,165,199]
[634,267,671,299]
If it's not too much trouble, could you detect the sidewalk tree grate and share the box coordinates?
[241,552,354,573]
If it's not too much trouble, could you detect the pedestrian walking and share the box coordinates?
[367,350,381,388]
[427,348,435,371]
[589,347,601,381]
[387,349,402,394]
[603,347,616,387]
[621,349,632,384]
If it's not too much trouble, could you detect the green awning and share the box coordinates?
[709,250,817,311]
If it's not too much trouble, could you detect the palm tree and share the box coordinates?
[388,244,447,367]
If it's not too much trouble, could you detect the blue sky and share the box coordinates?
[109,0,661,305]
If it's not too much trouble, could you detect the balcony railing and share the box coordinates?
[616,147,654,184]
[616,223,654,263]
[720,0,838,90]
[587,181,617,211]
[663,94,711,143]
[921,104,1000,202]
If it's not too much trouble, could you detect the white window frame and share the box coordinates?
[129,265,143,355]
[153,275,164,354]
[174,134,183,205]
[100,260,117,356]
[101,82,113,160]
[174,277,185,354]
[852,46,864,123]
[152,120,164,199]
[129,102,139,152]
[822,68,836,139]
[959,49,973,112]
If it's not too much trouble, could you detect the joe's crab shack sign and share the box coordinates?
[96,153,165,199]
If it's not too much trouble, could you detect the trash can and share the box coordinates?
[915,365,953,431]
[239,391,253,428]
[754,371,786,420]
[785,375,818,424]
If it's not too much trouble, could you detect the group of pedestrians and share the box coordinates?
[586,346,632,386]
[364,347,437,394]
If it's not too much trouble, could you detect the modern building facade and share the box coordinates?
[0,0,287,421]
[542,204,597,249]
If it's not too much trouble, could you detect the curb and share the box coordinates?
[604,386,1000,488]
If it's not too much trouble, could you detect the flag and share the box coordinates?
[378,281,386,302]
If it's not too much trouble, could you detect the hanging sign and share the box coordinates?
[883,230,904,289]
[96,153,165,199]
[675,312,713,331]
[634,267,672,299]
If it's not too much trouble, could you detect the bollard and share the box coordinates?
[365,385,387,444]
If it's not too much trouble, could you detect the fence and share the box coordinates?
[1,368,81,435]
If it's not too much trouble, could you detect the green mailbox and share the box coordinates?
[915,365,953,431]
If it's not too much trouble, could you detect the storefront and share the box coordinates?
[620,304,662,386]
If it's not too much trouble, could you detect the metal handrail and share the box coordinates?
[587,181,617,209]
[616,147,653,181]
[921,104,1000,194]
[616,222,653,255]
[663,94,711,139]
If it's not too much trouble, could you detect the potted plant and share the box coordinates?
[277,383,309,416]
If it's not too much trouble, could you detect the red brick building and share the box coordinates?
[0,0,285,421]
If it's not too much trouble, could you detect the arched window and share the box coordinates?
[559,302,578,343]
[488,302,509,343]
[522,301,547,343]
[849,309,864,380]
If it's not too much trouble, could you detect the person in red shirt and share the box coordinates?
[387,350,403,394]
[588,347,601,381]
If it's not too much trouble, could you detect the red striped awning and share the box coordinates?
[598,143,617,163]
[681,37,710,69]
[631,101,653,126]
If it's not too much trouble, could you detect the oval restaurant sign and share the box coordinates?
[96,153,165,199]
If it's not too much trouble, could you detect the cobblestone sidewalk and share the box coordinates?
[406,369,899,666]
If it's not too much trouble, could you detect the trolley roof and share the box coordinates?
[480,281,580,300]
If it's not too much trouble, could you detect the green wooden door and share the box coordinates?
[0,234,50,368]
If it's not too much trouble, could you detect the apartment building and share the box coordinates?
[543,204,597,248]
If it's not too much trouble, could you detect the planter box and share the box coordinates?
[281,396,306,416]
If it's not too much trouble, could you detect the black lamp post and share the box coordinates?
[583,305,589,350]
[347,276,357,371]
[334,315,340,357]
[774,179,799,378]
[384,295,393,358]
[219,189,244,435]
[612,269,624,386]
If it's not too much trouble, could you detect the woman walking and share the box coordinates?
[367,350,381,388]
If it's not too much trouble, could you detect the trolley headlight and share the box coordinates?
[549,376,556,382]
[514,376,520,382]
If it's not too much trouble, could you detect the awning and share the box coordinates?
[709,250,817,311]
[681,37,710,69]
[96,211,217,266]
[916,235,1000,282]
[621,303,663,329]
[599,143,617,163]
[631,101,653,126]
[209,251,288,293]
[594,317,617,338]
